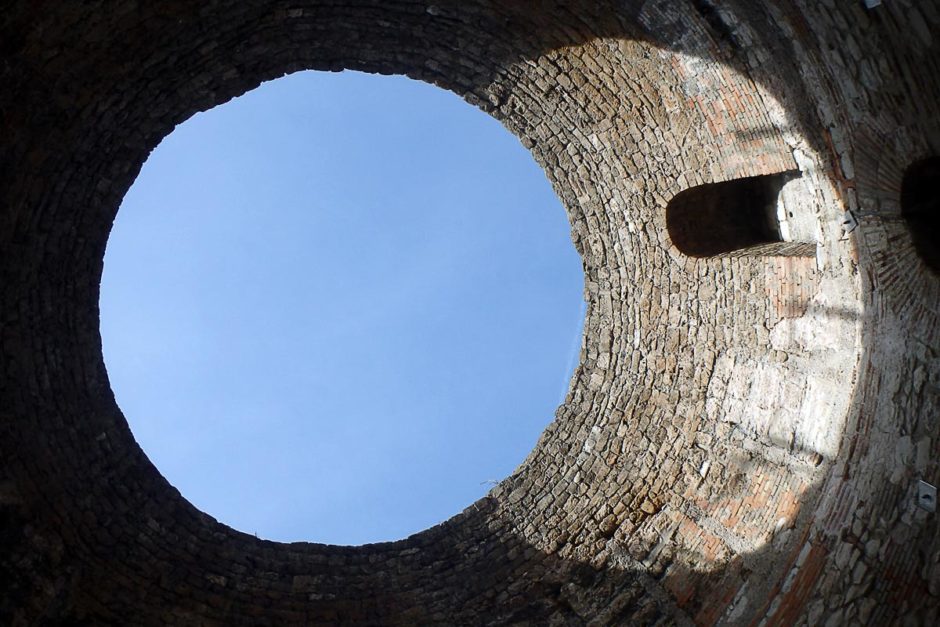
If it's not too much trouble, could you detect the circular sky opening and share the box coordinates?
[100,70,585,546]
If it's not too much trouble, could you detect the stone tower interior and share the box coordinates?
[1,1,939,625]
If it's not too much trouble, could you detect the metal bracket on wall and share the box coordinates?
[917,480,936,513]
[841,210,859,236]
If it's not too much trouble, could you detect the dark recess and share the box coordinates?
[901,156,940,274]
[667,171,798,257]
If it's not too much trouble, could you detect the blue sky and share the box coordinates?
[100,70,584,546]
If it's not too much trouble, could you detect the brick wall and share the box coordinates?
[1,0,937,624]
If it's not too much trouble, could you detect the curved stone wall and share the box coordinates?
[1,1,937,624]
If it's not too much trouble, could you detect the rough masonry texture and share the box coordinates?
[1,1,938,625]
